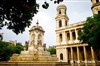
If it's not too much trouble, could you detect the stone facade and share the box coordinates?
[55,2,100,63]
[28,22,45,51]
[91,0,100,14]
[10,22,57,62]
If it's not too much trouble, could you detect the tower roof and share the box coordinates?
[57,4,67,11]
[29,22,44,32]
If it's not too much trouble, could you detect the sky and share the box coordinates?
[1,0,93,47]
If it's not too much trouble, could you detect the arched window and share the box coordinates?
[67,33,70,41]
[59,34,62,42]
[59,10,61,14]
[60,53,63,60]
[98,11,100,14]
[59,20,62,27]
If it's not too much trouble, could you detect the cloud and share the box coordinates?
[66,2,92,23]
[2,26,29,45]
[31,11,56,47]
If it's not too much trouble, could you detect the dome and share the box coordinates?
[29,22,44,32]
[57,4,67,11]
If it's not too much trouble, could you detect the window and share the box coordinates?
[72,32,75,40]
[98,11,100,14]
[59,34,62,42]
[65,20,67,26]
[65,9,66,15]
[60,53,63,60]
[59,10,61,14]
[96,0,99,3]
[59,20,62,27]
[67,33,70,41]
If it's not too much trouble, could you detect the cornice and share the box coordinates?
[55,21,85,32]
[91,2,100,9]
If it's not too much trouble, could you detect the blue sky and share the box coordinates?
[1,0,93,47]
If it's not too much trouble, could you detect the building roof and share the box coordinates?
[57,4,67,11]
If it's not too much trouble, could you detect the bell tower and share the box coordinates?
[55,5,69,62]
[55,5,69,30]
[55,5,69,45]
[91,0,100,14]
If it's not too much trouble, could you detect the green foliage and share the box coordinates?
[0,0,63,34]
[15,43,24,54]
[0,41,24,61]
[47,47,56,55]
[0,0,39,34]
[79,14,100,50]
[0,41,9,60]
[42,0,63,9]
[53,0,63,4]
[42,1,49,9]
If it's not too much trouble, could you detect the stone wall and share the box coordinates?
[0,62,68,66]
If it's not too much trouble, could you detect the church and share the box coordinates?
[55,0,100,63]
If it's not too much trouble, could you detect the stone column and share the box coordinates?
[69,30,73,44]
[56,20,59,29]
[75,29,79,43]
[91,47,95,63]
[70,47,74,63]
[63,48,68,62]
[62,19,65,27]
[56,33,59,45]
[66,32,70,44]
[62,31,67,44]
[83,46,87,63]
[77,47,80,63]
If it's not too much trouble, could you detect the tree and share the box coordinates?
[0,41,24,61]
[0,41,10,61]
[78,14,100,50]
[0,0,39,34]
[13,43,24,54]
[0,0,63,34]
[47,47,56,55]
